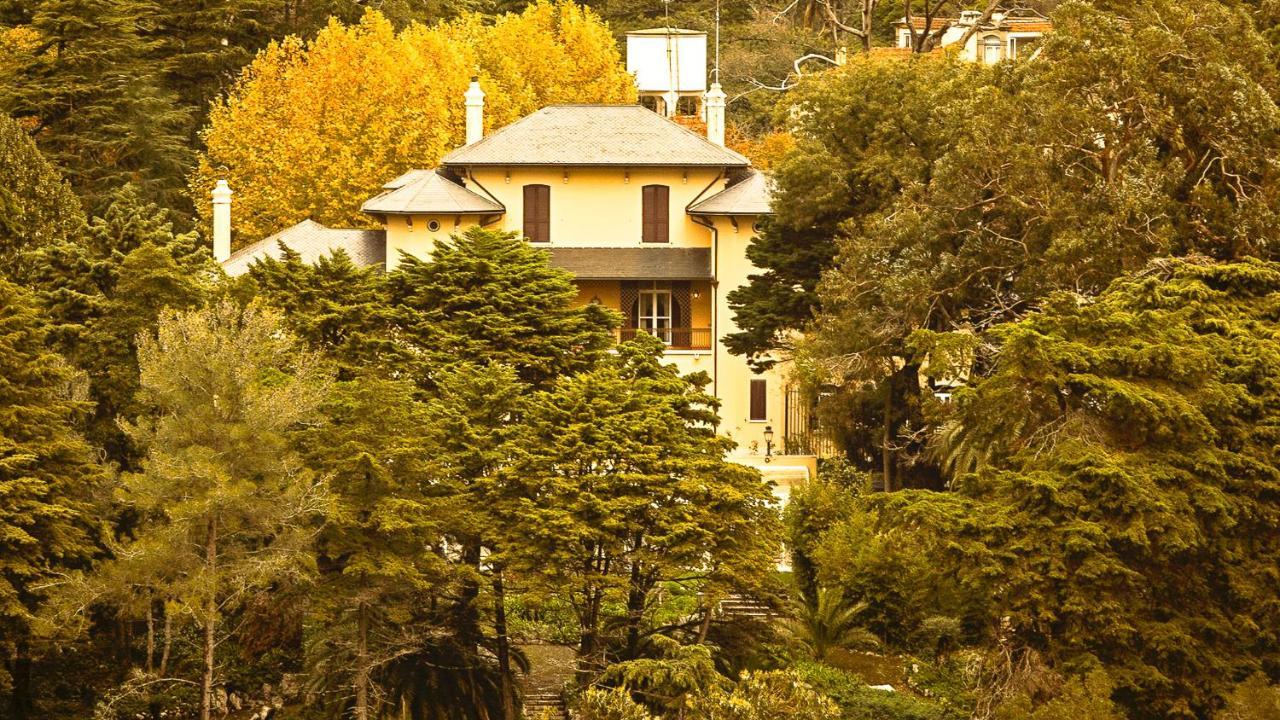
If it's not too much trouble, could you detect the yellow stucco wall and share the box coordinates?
[466,166,722,248]
[384,213,487,271]
[373,168,798,460]
[706,215,792,458]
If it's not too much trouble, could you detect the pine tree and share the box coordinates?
[387,226,618,389]
[492,335,780,679]
[298,376,456,720]
[23,185,211,466]
[0,0,191,210]
[0,113,83,283]
[114,300,331,720]
[249,248,400,380]
[0,279,103,719]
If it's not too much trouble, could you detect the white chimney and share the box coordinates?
[704,82,726,147]
[465,76,485,145]
[211,179,232,263]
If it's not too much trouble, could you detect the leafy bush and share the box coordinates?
[686,670,839,720]
[577,688,655,720]
[1221,673,1280,720]
[795,661,960,720]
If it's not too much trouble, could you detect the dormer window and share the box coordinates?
[523,184,550,242]
[642,185,669,243]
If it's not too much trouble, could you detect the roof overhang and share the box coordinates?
[548,247,712,280]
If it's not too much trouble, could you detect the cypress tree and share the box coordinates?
[0,279,103,719]
[861,259,1280,717]
[0,0,190,210]
[249,248,400,380]
[0,113,83,283]
[386,226,618,389]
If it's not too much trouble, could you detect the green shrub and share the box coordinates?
[792,662,957,720]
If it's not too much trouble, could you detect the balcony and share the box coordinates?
[618,327,712,351]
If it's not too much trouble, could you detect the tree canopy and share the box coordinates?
[193,1,636,243]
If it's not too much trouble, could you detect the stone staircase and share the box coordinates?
[717,592,778,620]
[523,690,569,720]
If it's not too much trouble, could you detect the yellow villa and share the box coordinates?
[214,74,817,492]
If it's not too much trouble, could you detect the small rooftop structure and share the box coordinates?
[441,105,748,167]
[626,28,708,118]
[361,169,504,216]
[689,171,773,216]
[221,219,386,277]
[894,9,1051,63]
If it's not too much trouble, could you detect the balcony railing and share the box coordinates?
[618,327,713,351]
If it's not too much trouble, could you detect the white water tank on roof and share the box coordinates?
[626,28,707,116]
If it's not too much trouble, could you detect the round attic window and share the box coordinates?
[427,219,442,232]
[752,221,764,233]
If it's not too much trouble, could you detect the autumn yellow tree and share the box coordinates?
[192,1,636,244]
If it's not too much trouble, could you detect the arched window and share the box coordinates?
[982,35,1003,65]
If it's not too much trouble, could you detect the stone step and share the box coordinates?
[523,691,568,720]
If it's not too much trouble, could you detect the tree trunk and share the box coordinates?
[355,601,370,720]
[624,551,646,658]
[201,514,218,720]
[882,380,893,492]
[146,597,155,674]
[861,0,876,53]
[458,540,484,647]
[9,641,32,720]
[160,606,172,676]
[577,589,602,686]
[493,571,515,720]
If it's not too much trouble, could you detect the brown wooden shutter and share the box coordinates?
[524,184,550,242]
[642,185,669,243]
[750,379,767,421]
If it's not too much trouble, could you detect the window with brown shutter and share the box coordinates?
[523,184,550,242]
[642,185,669,243]
[749,379,767,421]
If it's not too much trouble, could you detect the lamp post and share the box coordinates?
[763,425,774,463]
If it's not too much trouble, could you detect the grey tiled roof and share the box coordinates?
[547,247,711,279]
[221,219,386,277]
[688,171,774,215]
[442,105,750,167]
[362,169,504,215]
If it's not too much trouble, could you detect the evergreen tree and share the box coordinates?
[0,0,191,210]
[826,259,1280,717]
[386,226,618,389]
[0,113,83,283]
[493,335,780,678]
[23,186,211,465]
[114,300,331,720]
[724,54,986,368]
[249,248,400,379]
[0,279,104,719]
[298,376,457,720]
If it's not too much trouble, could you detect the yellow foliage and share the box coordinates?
[731,129,795,172]
[192,0,636,245]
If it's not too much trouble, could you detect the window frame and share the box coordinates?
[636,288,674,344]
[523,184,551,243]
[642,184,670,244]
[749,378,768,422]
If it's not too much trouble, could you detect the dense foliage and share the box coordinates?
[192,1,637,242]
[2,2,1280,719]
